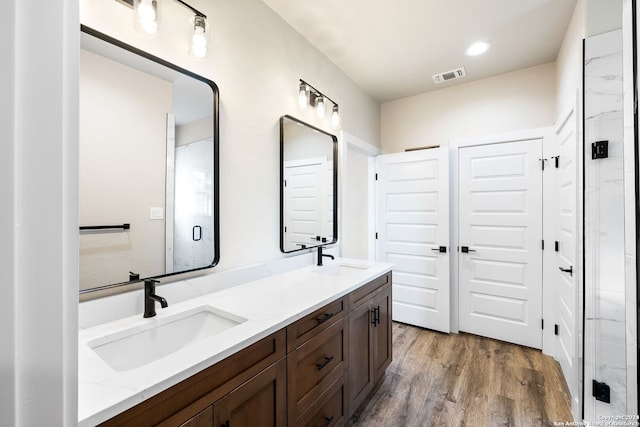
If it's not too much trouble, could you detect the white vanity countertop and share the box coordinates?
[78,258,393,426]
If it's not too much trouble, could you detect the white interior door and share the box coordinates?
[554,108,578,403]
[458,139,543,349]
[284,158,325,251]
[376,148,450,332]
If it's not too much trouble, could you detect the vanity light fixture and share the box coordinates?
[465,41,490,56]
[298,79,340,128]
[298,82,308,109]
[125,0,208,58]
[331,104,340,128]
[315,96,326,119]
[135,0,158,34]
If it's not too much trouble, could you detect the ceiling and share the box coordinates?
[261,0,578,102]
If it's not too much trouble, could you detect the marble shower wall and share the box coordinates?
[584,29,627,419]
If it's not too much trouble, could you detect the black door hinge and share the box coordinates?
[539,158,548,170]
[554,324,559,336]
[375,232,378,239]
[592,140,609,159]
[542,240,545,250]
[555,241,559,252]
[284,180,287,187]
[375,173,378,180]
[541,319,544,329]
[593,380,611,403]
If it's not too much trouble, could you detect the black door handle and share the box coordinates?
[559,266,573,276]
[431,246,447,253]
[192,225,202,241]
[461,246,476,253]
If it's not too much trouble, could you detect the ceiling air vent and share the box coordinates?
[432,67,466,84]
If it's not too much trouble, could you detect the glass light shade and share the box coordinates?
[136,0,158,34]
[331,106,340,128]
[315,96,326,119]
[298,84,308,109]
[191,22,207,58]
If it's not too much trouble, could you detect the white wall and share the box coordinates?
[0,1,79,426]
[80,0,380,272]
[380,62,556,153]
[556,0,586,115]
[176,115,214,146]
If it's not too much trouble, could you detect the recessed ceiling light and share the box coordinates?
[465,41,491,56]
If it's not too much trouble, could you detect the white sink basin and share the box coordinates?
[88,306,247,372]
[315,263,370,276]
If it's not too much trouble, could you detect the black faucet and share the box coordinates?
[143,279,168,318]
[317,246,335,266]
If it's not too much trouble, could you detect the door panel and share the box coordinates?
[458,139,543,348]
[376,148,449,332]
[284,158,325,251]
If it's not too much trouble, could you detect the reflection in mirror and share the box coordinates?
[280,115,338,253]
[79,26,219,293]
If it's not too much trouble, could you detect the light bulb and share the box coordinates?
[316,96,325,119]
[136,0,157,34]
[298,83,308,109]
[191,16,207,58]
[331,105,340,128]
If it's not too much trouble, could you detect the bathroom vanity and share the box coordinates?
[79,260,393,426]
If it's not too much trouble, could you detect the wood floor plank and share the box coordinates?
[351,322,573,427]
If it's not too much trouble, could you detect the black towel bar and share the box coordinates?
[79,223,130,231]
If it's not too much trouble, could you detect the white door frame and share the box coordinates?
[450,126,556,355]
[340,131,381,260]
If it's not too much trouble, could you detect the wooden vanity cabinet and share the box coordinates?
[100,273,391,427]
[347,272,392,419]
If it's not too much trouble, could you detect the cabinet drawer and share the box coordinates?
[292,374,345,427]
[349,272,391,310]
[287,297,347,352]
[288,317,347,422]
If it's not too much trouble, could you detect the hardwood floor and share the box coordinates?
[352,322,573,427]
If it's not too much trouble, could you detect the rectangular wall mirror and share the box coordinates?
[79,26,219,294]
[280,115,338,253]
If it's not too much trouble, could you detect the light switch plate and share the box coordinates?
[150,207,164,220]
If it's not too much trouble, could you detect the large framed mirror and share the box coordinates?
[280,115,338,253]
[79,25,219,295]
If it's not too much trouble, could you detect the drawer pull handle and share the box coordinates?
[315,312,335,324]
[322,416,335,427]
[316,356,334,371]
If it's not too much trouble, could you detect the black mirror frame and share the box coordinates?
[79,25,220,295]
[279,115,338,253]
